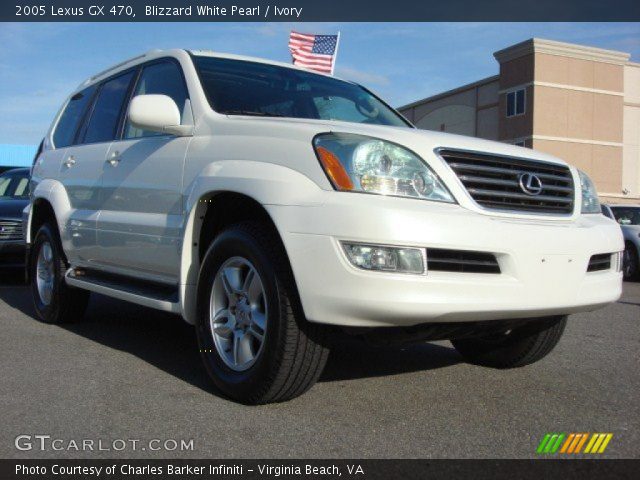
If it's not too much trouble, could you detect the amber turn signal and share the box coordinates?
[315,146,354,191]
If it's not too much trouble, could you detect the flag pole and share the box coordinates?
[331,31,341,75]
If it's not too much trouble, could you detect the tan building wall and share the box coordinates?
[399,38,640,204]
[624,63,640,199]
[400,76,500,140]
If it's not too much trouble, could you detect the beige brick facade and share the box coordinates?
[399,38,639,204]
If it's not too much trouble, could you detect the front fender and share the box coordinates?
[179,160,327,324]
[184,160,325,214]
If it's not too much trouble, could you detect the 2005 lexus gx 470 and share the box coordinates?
[26,49,624,403]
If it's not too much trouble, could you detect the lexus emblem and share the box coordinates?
[519,173,543,196]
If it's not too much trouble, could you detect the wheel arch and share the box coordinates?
[28,179,72,245]
[178,161,324,325]
[180,189,301,325]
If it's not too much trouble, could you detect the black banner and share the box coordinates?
[3,0,640,22]
[2,459,639,479]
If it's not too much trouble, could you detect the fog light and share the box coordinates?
[342,242,425,274]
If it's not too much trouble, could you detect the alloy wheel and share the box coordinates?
[36,241,55,306]
[209,257,268,371]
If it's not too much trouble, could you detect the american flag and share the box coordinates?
[288,31,339,74]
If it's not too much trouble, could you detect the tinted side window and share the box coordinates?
[0,173,30,198]
[0,177,10,196]
[83,71,135,144]
[52,86,96,148]
[125,61,187,139]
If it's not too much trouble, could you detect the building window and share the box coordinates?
[506,89,525,117]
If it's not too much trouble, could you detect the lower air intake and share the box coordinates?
[587,254,612,272]
[427,249,500,274]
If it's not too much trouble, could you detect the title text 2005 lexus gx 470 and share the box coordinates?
[26,49,624,404]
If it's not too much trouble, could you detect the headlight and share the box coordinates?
[313,133,455,203]
[579,170,601,214]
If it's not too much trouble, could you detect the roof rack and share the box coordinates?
[83,49,163,85]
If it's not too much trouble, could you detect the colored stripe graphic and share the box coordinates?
[584,434,599,453]
[568,434,582,453]
[550,434,565,453]
[598,434,613,453]
[560,434,574,453]
[574,433,589,453]
[538,433,613,454]
[536,434,551,454]
[585,433,614,454]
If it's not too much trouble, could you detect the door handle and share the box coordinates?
[63,156,76,168]
[106,151,121,166]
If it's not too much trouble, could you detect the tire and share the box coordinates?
[196,221,330,404]
[30,222,89,324]
[451,316,567,369]
[622,243,639,280]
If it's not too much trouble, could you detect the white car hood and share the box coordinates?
[227,115,569,167]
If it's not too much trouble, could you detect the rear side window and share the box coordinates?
[52,86,96,148]
[124,61,188,139]
[83,71,136,144]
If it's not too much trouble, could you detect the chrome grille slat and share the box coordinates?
[440,150,575,215]
[447,163,572,183]
[458,175,573,193]
[0,221,23,241]
[466,188,573,204]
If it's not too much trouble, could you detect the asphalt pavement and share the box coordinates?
[1,270,638,459]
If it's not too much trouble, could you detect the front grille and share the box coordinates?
[0,220,23,241]
[439,150,575,215]
[427,249,500,274]
[587,253,612,272]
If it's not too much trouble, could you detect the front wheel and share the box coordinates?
[30,222,89,324]
[196,222,330,404]
[451,316,567,369]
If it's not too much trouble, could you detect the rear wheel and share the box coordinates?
[30,222,89,324]
[196,222,330,404]
[451,316,567,368]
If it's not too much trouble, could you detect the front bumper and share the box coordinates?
[0,240,26,268]
[267,193,624,328]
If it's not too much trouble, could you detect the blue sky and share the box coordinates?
[1,22,639,145]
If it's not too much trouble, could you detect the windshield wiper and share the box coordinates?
[224,110,286,117]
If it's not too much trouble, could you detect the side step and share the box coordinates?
[65,268,181,314]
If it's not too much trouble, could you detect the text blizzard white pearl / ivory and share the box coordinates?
[144,6,303,18]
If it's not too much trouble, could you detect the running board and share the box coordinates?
[65,268,181,314]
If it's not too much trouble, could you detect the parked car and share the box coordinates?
[0,167,30,269]
[602,204,640,279]
[26,50,624,404]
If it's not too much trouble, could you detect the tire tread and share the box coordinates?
[451,316,567,369]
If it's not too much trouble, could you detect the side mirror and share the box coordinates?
[128,94,193,136]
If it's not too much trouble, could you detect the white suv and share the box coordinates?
[27,49,623,404]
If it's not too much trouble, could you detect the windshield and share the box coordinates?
[611,207,640,226]
[192,56,410,127]
[0,171,30,199]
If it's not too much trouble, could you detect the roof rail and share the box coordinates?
[84,49,163,85]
